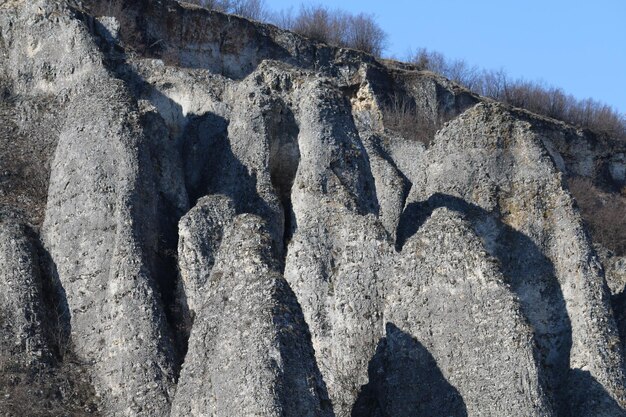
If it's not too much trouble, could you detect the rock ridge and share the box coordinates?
[1,1,626,416]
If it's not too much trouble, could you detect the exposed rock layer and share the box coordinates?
[1,1,626,416]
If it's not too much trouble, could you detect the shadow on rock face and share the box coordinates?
[610,289,626,354]
[396,193,572,411]
[351,323,467,417]
[564,369,626,417]
[272,274,336,417]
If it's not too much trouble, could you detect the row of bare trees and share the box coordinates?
[273,5,387,56]
[410,49,626,140]
[185,0,268,20]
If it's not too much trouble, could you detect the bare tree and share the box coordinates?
[381,93,440,145]
[230,0,266,20]
[409,48,479,88]
[345,13,387,56]
[290,5,344,45]
[269,6,295,30]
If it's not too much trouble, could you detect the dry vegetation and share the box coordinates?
[568,177,626,256]
[184,0,267,20]
[381,93,443,145]
[0,352,99,416]
[274,5,387,56]
[410,49,626,141]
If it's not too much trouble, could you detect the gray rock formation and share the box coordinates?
[0,218,51,365]
[42,78,178,415]
[386,208,554,416]
[7,2,180,410]
[403,103,626,415]
[176,194,235,323]
[171,214,333,417]
[1,0,626,416]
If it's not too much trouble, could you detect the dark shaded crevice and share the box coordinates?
[267,102,300,258]
[152,196,188,369]
[32,228,71,363]
[182,113,230,205]
[136,102,194,376]
[612,290,626,354]
[272,277,335,416]
[563,370,626,417]
[195,116,278,223]
[280,198,296,255]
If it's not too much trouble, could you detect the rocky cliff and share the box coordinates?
[1,1,626,416]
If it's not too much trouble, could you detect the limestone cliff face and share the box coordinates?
[1,1,626,416]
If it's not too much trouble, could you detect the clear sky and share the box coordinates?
[264,0,626,114]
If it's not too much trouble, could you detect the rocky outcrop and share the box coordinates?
[403,103,626,415]
[384,208,554,416]
[0,218,51,365]
[176,194,235,323]
[42,78,178,415]
[10,2,180,410]
[171,214,332,417]
[2,1,626,416]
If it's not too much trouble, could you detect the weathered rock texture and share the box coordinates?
[0,218,51,365]
[176,194,235,323]
[1,1,626,416]
[384,208,554,416]
[172,214,332,417]
[403,104,626,416]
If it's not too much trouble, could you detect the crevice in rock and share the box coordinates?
[34,232,71,363]
[152,197,188,370]
[267,102,300,257]
[611,290,626,352]
[182,113,230,205]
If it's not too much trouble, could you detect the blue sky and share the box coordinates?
[264,0,626,114]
